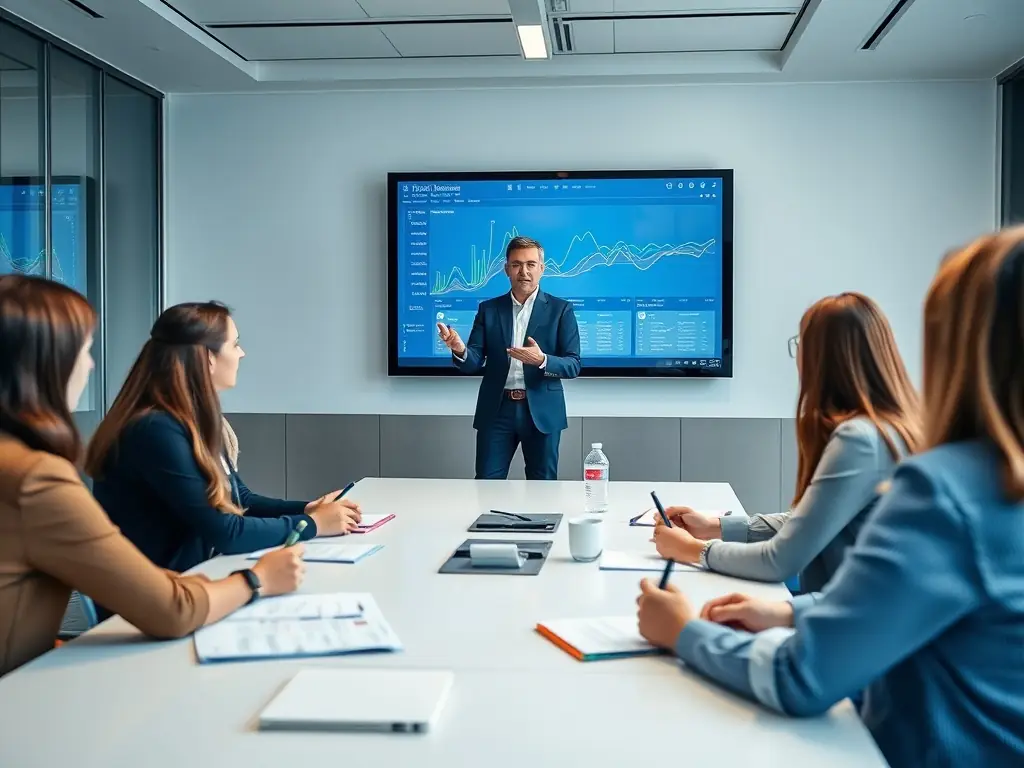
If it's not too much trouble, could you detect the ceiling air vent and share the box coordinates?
[861,0,915,51]
[59,0,103,18]
[552,21,573,53]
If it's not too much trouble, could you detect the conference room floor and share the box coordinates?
[0,479,886,767]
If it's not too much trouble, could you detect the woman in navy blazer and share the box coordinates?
[85,301,361,579]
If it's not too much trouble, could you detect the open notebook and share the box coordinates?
[246,543,383,563]
[536,617,661,661]
[629,507,732,526]
[351,514,395,534]
[599,551,701,573]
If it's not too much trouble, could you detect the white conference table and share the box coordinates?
[0,479,886,767]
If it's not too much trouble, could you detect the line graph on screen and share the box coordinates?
[428,203,720,301]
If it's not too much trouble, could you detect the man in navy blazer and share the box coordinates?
[437,236,581,480]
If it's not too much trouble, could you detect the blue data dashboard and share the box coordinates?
[387,171,733,377]
[0,179,88,297]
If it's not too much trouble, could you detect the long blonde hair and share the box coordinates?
[793,292,922,506]
[922,226,1024,499]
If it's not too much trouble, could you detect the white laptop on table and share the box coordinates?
[259,668,454,733]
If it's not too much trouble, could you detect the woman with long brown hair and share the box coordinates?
[84,301,360,582]
[635,228,1024,767]
[0,276,305,676]
[651,292,921,592]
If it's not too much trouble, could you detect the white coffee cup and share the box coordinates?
[568,516,604,562]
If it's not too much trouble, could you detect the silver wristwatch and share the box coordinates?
[698,540,714,569]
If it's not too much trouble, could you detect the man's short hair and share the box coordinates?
[506,236,544,261]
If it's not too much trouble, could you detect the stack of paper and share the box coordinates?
[194,593,402,663]
[536,616,660,661]
[599,550,700,572]
[246,542,383,563]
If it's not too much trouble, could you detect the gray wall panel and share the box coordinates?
[581,418,682,481]
[680,418,782,515]
[286,415,380,500]
[380,416,584,480]
[380,415,475,479]
[226,413,287,498]
[243,415,789,512]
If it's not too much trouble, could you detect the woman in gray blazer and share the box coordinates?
[653,292,922,593]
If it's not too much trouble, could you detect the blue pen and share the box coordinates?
[650,491,675,589]
[333,482,355,502]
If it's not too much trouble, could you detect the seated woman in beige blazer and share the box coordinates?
[0,274,306,677]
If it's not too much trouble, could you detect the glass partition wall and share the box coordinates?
[0,12,163,435]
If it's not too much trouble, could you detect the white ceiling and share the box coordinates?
[0,0,1022,92]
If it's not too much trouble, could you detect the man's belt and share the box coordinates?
[504,389,527,401]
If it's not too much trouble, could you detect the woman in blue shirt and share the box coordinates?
[635,228,1024,767]
[651,292,921,592]
[85,301,362,576]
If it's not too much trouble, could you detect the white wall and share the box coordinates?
[167,81,997,418]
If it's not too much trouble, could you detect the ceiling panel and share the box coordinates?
[613,14,792,52]
[170,0,369,24]
[557,0,800,12]
[557,20,614,53]
[382,21,522,57]
[358,0,513,18]
[213,25,400,60]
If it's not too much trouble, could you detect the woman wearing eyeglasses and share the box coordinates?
[636,228,1024,767]
[651,292,921,594]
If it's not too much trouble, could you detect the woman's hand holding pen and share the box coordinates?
[251,544,306,596]
[661,506,722,540]
[636,579,695,650]
[651,520,706,563]
[306,491,362,536]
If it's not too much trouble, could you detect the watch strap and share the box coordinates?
[698,540,714,570]
[231,568,261,605]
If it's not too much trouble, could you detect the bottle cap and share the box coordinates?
[592,442,602,449]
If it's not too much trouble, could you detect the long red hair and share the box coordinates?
[793,292,922,506]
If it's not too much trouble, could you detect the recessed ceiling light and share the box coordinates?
[517,25,548,59]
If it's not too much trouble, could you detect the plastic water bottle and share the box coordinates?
[583,442,610,512]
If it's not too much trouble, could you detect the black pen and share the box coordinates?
[333,482,355,502]
[650,491,675,588]
[490,510,532,522]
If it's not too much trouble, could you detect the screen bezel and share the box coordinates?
[387,168,734,378]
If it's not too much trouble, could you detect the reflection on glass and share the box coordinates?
[103,76,160,403]
[0,20,44,280]
[50,48,100,414]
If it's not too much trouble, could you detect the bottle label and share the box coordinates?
[585,468,605,481]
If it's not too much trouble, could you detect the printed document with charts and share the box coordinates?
[193,593,402,663]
